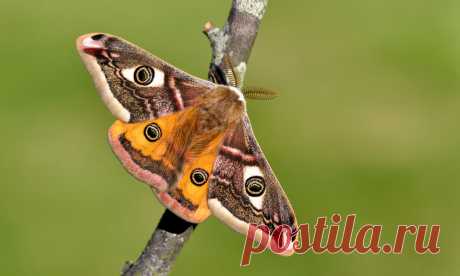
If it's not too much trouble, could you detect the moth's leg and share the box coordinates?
[208,54,241,87]
[210,54,279,100]
[221,54,241,88]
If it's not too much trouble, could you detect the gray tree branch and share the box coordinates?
[204,0,268,87]
[121,210,196,276]
[121,0,268,275]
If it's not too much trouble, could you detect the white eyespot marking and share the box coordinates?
[77,49,130,122]
[244,166,263,182]
[243,166,265,209]
[121,66,165,87]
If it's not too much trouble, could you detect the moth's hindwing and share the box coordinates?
[108,108,227,223]
[108,113,181,192]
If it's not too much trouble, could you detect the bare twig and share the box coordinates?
[121,0,268,275]
[121,210,196,276]
[204,0,268,87]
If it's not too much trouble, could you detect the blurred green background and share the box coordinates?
[0,0,458,275]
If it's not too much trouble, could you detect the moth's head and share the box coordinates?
[197,85,246,125]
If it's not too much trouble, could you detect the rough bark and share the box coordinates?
[121,210,196,276]
[204,0,268,87]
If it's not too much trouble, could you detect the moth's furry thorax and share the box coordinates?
[196,85,246,132]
